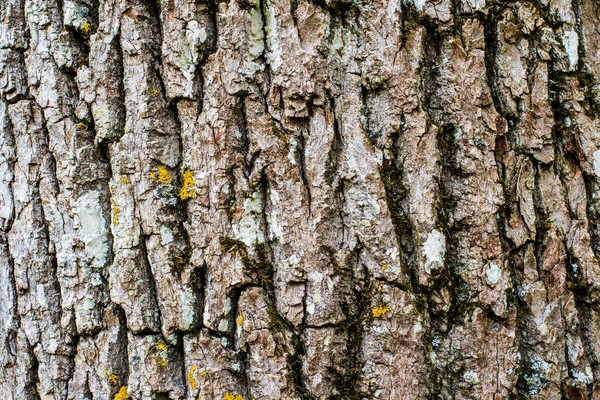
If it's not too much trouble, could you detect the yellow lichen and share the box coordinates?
[155,341,167,352]
[120,175,129,184]
[236,312,244,325]
[178,170,196,200]
[223,393,244,400]
[149,172,157,180]
[151,88,159,96]
[113,386,129,400]
[157,166,171,183]
[108,374,118,385]
[157,356,168,367]
[76,123,87,130]
[381,264,387,271]
[372,305,390,318]
[82,23,91,34]
[188,365,198,390]
[200,370,208,377]
[112,200,119,225]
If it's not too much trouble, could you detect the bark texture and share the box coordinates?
[2,0,600,398]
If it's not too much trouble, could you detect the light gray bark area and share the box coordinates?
[2,0,600,398]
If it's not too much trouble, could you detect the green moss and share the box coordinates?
[327,253,374,399]
[171,246,191,272]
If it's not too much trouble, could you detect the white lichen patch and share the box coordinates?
[159,225,175,246]
[422,229,446,274]
[267,189,283,241]
[234,191,265,250]
[485,262,501,285]
[371,326,389,335]
[412,0,426,11]
[75,191,109,267]
[63,0,90,32]
[223,298,232,314]
[218,318,229,331]
[386,247,399,264]
[562,27,579,70]
[463,370,479,384]
[35,283,48,306]
[306,271,323,315]
[182,289,196,329]
[593,150,600,177]
[288,138,297,166]
[176,20,207,93]
[263,0,283,72]
[244,6,266,76]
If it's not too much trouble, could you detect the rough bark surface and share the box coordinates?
[2,0,600,398]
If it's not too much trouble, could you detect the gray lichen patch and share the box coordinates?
[75,190,110,268]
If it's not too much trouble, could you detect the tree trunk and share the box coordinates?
[2,0,600,398]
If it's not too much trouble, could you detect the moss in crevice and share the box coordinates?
[219,237,312,398]
[170,246,191,272]
[326,249,374,400]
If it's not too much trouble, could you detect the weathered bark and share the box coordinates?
[2,0,600,398]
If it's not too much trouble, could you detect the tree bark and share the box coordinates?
[2,0,600,398]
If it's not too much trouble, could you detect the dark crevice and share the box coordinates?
[548,53,600,392]
[26,337,41,400]
[296,128,313,214]
[259,170,313,399]
[327,244,372,399]
[234,94,259,178]
[324,95,343,185]
[139,234,163,336]
[225,282,256,348]
[219,170,314,399]
[110,303,130,395]
[482,6,521,134]
[188,264,207,334]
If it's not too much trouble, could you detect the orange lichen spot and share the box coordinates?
[155,341,167,352]
[82,23,91,34]
[188,365,198,390]
[157,166,171,183]
[120,175,129,184]
[111,200,119,225]
[157,356,168,367]
[372,305,390,318]
[223,393,244,400]
[113,386,129,400]
[381,264,387,271]
[178,170,196,200]
[236,312,244,325]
